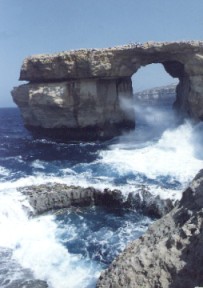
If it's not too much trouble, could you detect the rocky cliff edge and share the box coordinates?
[97,170,203,288]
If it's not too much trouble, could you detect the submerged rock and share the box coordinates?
[97,170,203,288]
[19,183,173,217]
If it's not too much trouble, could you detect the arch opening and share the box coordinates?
[132,63,179,102]
[131,63,180,139]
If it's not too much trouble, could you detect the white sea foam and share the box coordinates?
[0,179,151,288]
[1,120,202,202]
[99,121,203,200]
[0,187,149,288]
[0,189,100,288]
[1,108,203,287]
[0,166,10,177]
[0,168,117,194]
[1,121,202,203]
[31,159,46,170]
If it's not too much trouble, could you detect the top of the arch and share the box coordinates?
[19,41,203,82]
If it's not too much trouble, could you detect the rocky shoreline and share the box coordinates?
[17,170,203,288]
[97,170,203,288]
[19,183,173,218]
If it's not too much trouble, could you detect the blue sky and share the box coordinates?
[1,0,203,107]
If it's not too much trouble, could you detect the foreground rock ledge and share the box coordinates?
[12,41,203,141]
[19,184,173,218]
[97,170,203,288]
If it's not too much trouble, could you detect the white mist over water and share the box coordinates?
[101,100,203,200]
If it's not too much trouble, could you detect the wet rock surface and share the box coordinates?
[19,183,174,218]
[97,170,203,288]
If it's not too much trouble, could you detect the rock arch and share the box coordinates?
[134,60,187,114]
[12,41,203,140]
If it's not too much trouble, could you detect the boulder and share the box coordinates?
[97,170,203,288]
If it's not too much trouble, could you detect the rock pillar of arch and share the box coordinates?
[11,41,203,141]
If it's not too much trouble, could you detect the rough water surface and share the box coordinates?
[0,104,203,287]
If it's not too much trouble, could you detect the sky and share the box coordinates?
[1,0,203,107]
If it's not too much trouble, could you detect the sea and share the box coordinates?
[0,100,203,288]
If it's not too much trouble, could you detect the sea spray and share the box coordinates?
[1,107,203,287]
[99,121,203,199]
[0,188,151,288]
[0,189,100,288]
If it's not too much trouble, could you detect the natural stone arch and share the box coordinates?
[12,41,203,141]
[134,60,188,116]
[131,61,181,111]
[131,62,177,92]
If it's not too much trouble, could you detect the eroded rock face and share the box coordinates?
[12,78,134,140]
[19,183,173,217]
[97,170,203,288]
[12,41,203,140]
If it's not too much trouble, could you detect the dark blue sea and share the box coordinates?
[0,106,202,287]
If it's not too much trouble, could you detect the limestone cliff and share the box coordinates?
[12,79,134,140]
[97,170,203,288]
[12,41,203,140]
